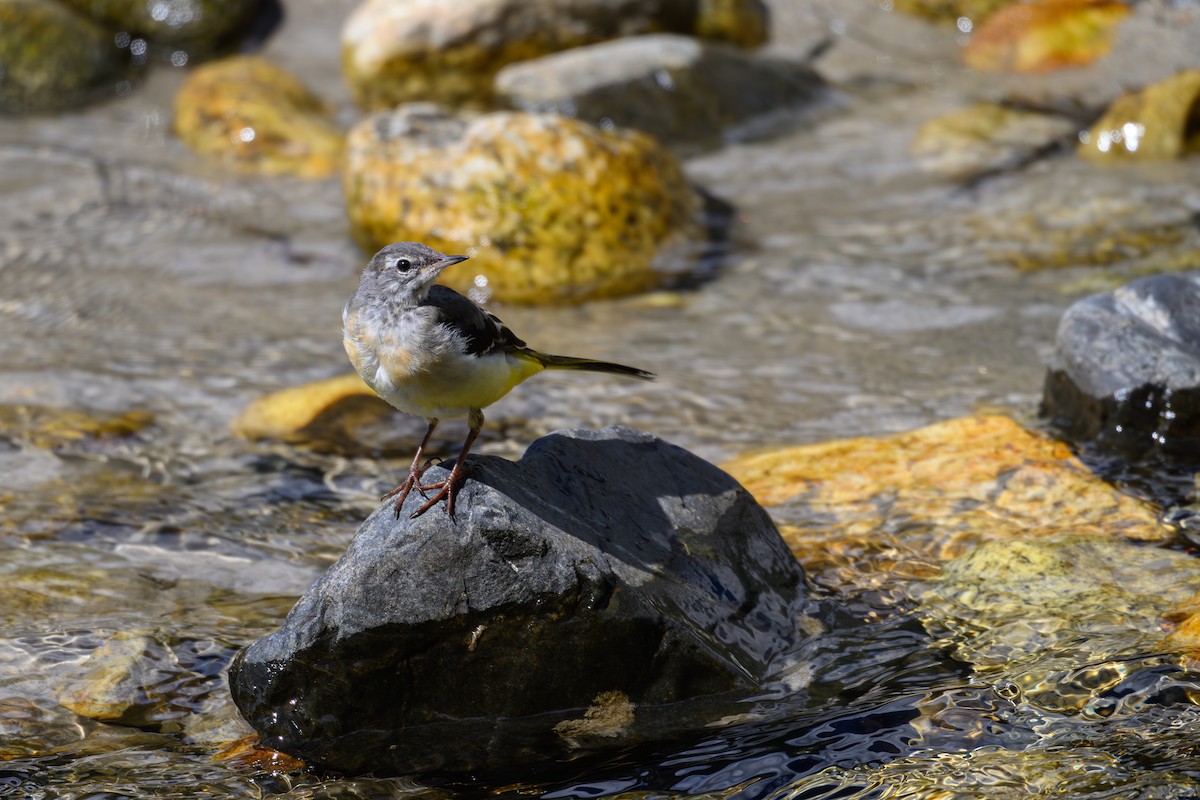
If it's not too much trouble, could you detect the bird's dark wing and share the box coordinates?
[422,284,527,356]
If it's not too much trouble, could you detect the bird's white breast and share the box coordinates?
[343,302,537,420]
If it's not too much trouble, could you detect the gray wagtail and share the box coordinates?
[343,242,655,519]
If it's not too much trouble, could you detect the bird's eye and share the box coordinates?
[394,258,412,272]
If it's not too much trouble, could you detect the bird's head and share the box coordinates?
[360,242,468,305]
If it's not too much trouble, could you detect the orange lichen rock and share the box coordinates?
[963,0,1130,74]
[724,415,1169,588]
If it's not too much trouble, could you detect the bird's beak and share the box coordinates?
[428,254,468,278]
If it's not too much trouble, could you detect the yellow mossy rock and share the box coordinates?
[343,106,702,305]
[341,0,768,110]
[172,56,343,178]
[724,415,1169,584]
[1079,69,1200,162]
[232,374,386,444]
[963,0,1129,74]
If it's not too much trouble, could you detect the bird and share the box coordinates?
[342,241,656,519]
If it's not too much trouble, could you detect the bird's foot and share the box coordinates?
[411,464,471,519]
[382,463,427,518]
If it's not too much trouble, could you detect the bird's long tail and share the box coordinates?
[531,352,655,380]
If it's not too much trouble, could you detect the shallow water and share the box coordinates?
[4,0,1200,797]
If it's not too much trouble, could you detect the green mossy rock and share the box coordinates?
[343,105,703,304]
[59,0,261,54]
[0,0,125,113]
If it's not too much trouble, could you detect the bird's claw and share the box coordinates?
[410,482,455,519]
[383,464,428,518]
[409,464,471,519]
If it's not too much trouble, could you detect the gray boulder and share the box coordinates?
[495,34,828,149]
[1042,272,1200,460]
[229,427,821,775]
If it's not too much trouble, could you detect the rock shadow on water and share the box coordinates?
[228,427,832,777]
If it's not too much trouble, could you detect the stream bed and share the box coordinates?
[3,0,1200,797]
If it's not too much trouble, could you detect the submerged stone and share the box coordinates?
[343,105,703,304]
[1042,272,1200,460]
[975,188,1200,273]
[0,0,126,114]
[341,0,769,109]
[910,102,1077,180]
[0,404,153,450]
[495,34,827,149]
[785,745,1200,799]
[229,427,821,775]
[57,632,182,729]
[172,56,344,178]
[917,536,1200,714]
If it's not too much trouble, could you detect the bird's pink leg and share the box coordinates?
[412,410,483,519]
[383,418,438,518]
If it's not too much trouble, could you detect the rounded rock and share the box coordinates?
[172,55,344,178]
[229,427,820,775]
[494,33,827,149]
[1042,271,1200,460]
[343,105,703,304]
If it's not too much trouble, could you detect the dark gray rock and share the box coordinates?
[229,427,821,775]
[494,34,829,149]
[1041,272,1200,460]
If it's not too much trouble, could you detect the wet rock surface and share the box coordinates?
[1042,272,1200,460]
[495,34,827,149]
[230,427,821,775]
